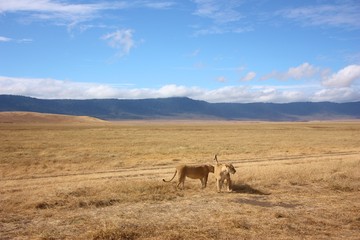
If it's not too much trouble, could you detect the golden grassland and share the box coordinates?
[1,120,360,239]
[0,111,106,124]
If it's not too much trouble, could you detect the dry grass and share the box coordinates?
[1,121,360,239]
[0,111,106,124]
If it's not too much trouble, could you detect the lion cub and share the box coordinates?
[214,155,236,193]
[163,164,214,189]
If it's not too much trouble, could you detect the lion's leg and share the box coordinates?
[225,175,232,192]
[217,178,224,193]
[177,173,185,189]
[177,180,185,189]
[200,178,205,188]
[228,177,232,192]
[201,174,209,189]
[204,175,208,188]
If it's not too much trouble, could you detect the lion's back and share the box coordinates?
[184,165,209,179]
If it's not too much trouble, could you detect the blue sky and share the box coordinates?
[1,0,360,103]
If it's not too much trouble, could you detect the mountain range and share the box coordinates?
[0,95,359,121]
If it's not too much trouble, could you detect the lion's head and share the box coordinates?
[226,164,236,174]
[207,164,215,173]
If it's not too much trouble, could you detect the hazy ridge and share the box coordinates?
[1,95,359,121]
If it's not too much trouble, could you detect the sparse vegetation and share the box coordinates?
[1,120,359,239]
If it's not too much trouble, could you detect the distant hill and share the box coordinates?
[0,111,106,124]
[0,95,359,121]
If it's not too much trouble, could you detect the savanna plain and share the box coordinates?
[1,120,360,239]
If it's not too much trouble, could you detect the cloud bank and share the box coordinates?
[1,63,359,103]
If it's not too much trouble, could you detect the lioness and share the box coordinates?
[214,155,236,193]
[163,164,214,189]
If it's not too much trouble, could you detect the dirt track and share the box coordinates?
[2,151,358,192]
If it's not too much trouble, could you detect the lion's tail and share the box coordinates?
[162,170,177,182]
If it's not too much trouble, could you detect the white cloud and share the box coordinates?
[0,36,12,42]
[1,76,359,103]
[262,62,319,81]
[193,0,243,24]
[322,64,360,87]
[199,86,309,103]
[279,3,360,30]
[0,35,33,43]
[287,62,318,79]
[0,76,120,99]
[156,84,203,98]
[312,87,360,103]
[101,29,135,57]
[143,2,176,9]
[241,71,256,81]
[0,0,111,25]
[0,0,175,28]
[191,0,252,35]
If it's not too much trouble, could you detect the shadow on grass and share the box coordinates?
[231,183,270,195]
